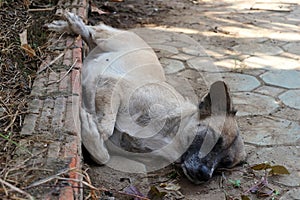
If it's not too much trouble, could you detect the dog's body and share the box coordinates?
[47,13,246,184]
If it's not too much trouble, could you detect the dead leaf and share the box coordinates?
[147,186,166,200]
[23,0,31,8]
[251,163,271,171]
[269,165,290,175]
[160,183,180,191]
[241,195,251,200]
[123,185,145,200]
[19,29,36,58]
[91,5,109,15]
[257,187,274,197]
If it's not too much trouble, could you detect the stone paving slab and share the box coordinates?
[232,92,280,116]
[244,55,300,70]
[260,70,300,89]
[203,72,261,92]
[279,90,300,109]
[239,116,300,146]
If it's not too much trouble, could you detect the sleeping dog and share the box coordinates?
[46,12,246,184]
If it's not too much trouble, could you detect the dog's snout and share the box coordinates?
[184,164,213,183]
[197,165,213,181]
[182,153,216,184]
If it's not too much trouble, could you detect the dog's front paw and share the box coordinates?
[44,20,71,33]
[64,12,87,36]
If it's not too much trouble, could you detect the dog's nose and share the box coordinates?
[183,162,214,183]
[196,165,213,182]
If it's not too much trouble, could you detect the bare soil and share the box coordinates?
[0,0,57,198]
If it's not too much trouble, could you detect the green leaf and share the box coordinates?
[229,179,241,188]
[274,190,280,195]
[269,165,290,175]
[250,163,271,170]
[241,195,251,200]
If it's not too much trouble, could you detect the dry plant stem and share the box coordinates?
[4,110,18,132]
[0,99,10,113]
[25,167,77,189]
[81,169,97,199]
[0,111,29,120]
[0,178,34,200]
[3,150,46,180]
[37,52,65,74]
[48,58,78,85]
[1,181,8,196]
[243,171,270,195]
[28,7,55,12]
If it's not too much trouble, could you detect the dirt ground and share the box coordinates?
[0,0,57,196]
[0,0,298,199]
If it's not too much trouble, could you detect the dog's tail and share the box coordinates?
[45,12,96,49]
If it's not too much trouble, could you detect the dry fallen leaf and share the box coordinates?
[19,29,36,58]
[147,186,166,200]
[91,5,109,15]
[160,183,181,191]
[250,162,271,170]
[268,165,290,175]
[241,194,251,200]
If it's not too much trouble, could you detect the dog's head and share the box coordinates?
[181,81,246,184]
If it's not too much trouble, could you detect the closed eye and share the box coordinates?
[220,156,233,167]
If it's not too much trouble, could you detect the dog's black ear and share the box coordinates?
[199,81,236,119]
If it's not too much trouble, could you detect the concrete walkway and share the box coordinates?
[144,1,300,199]
[20,0,299,199]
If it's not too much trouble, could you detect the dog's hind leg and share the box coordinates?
[81,77,121,164]
[80,108,110,164]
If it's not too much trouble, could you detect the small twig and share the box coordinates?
[47,58,78,85]
[0,99,10,114]
[4,110,18,131]
[25,168,77,189]
[0,181,8,196]
[0,178,34,200]
[81,169,97,199]
[0,111,30,120]
[37,52,65,74]
[55,32,67,46]
[28,7,55,12]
